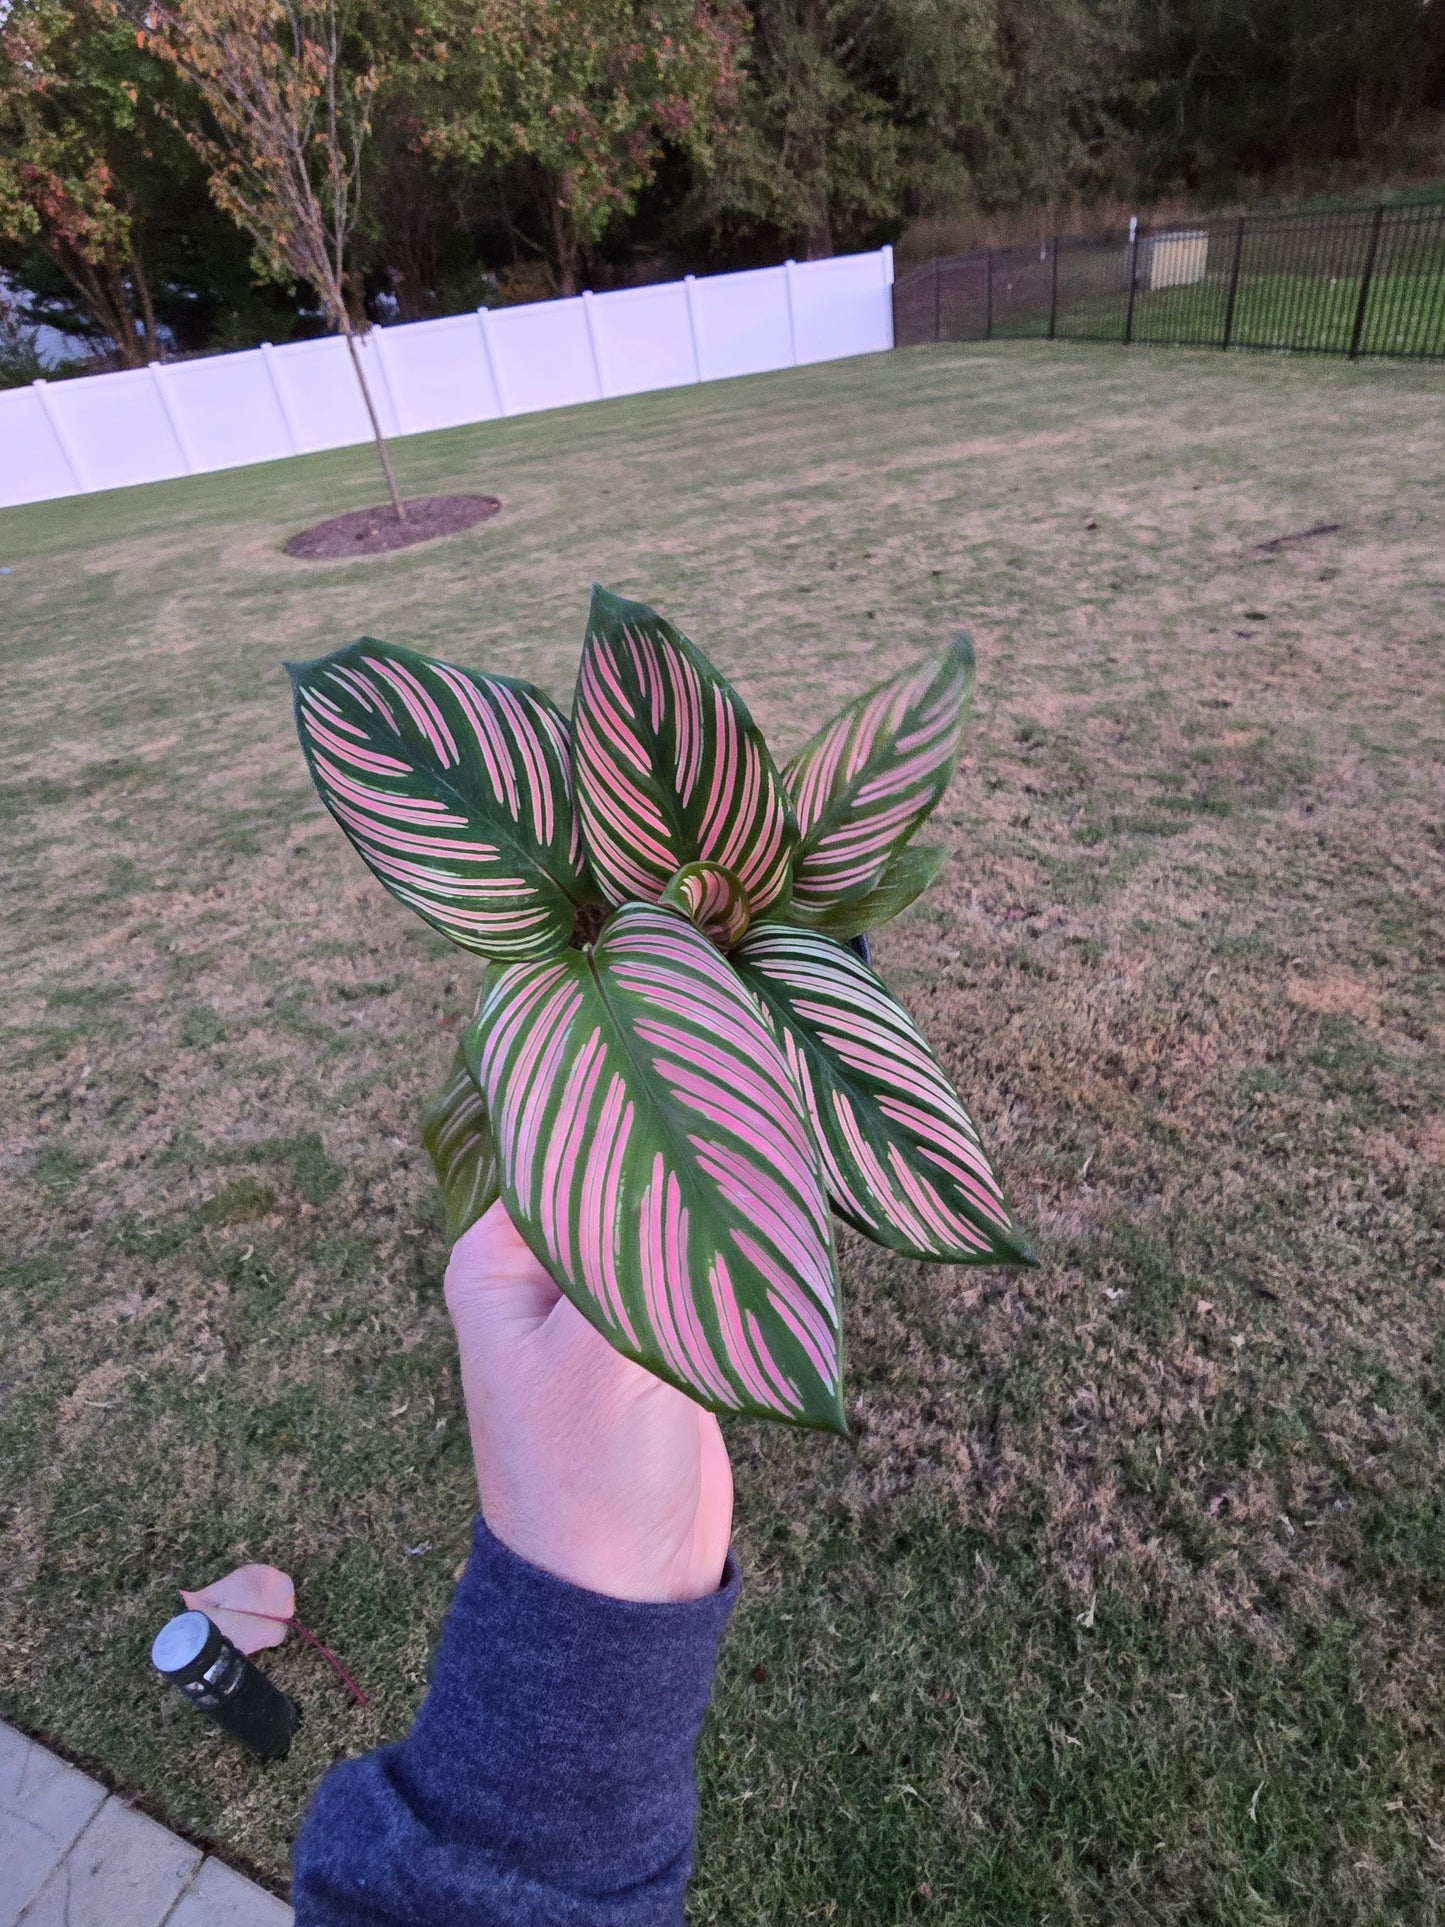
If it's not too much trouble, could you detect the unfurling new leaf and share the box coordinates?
[660,860,752,949]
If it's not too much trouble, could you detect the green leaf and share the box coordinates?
[734,925,1034,1267]
[570,585,797,915]
[288,638,586,960]
[422,1043,500,1243]
[790,845,949,940]
[659,861,752,949]
[784,635,974,914]
[464,902,844,1430]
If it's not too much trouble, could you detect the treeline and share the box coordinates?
[2,0,1443,370]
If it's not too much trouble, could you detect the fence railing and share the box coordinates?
[894,201,1445,361]
[0,248,895,511]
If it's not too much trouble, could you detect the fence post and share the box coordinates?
[1221,216,1246,351]
[259,343,300,454]
[933,258,941,342]
[1048,236,1059,340]
[1348,204,1386,360]
[683,274,705,382]
[1123,227,1142,345]
[783,259,800,365]
[985,248,993,340]
[31,379,89,493]
[475,307,508,416]
[580,290,608,398]
[148,361,198,474]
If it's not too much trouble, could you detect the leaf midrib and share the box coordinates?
[736,949,1021,1257]
[601,616,797,872]
[582,935,735,1227]
[424,752,585,908]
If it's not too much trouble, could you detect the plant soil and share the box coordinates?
[284,494,501,559]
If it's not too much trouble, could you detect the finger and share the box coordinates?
[445,1198,561,1336]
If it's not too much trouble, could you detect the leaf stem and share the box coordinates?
[185,1602,370,1709]
[288,1616,371,1709]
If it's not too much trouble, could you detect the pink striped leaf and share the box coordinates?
[463,901,845,1431]
[798,845,949,942]
[659,862,752,950]
[734,925,1034,1266]
[784,635,974,916]
[288,639,588,961]
[422,1044,500,1242]
[571,586,797,915]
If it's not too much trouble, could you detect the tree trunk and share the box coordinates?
[343,270,368,331]
[131,247,161,361]
[793,0,832,260]
[61,250,146,367]
[340,317,407,523]
[550,190,582,297]
[389,257,433,322]
[802,190,833,261]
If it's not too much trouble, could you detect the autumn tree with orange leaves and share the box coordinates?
[0,0,166,364]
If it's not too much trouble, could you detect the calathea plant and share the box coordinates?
[289,587,1033,1434]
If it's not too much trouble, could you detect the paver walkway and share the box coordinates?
[1,1722,291,1926]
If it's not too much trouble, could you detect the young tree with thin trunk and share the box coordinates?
[134,0,406,519]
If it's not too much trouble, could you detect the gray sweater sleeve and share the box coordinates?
[292,1518,739,1925]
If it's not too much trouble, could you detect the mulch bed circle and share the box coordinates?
[284,493,501,560]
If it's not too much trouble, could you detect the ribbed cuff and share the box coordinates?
[395,1517,739,1892]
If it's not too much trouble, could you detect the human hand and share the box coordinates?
[444,1199,734,1604]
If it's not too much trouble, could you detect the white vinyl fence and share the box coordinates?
[0,248,894,510]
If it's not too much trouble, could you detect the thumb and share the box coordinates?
[444,1198,561,1339]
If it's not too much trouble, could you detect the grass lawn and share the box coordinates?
[3,340,1444,1924]
[1134,271,1445,357]
[1038,272,1445,357]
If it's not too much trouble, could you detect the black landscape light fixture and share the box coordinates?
[151,1609,301,1762]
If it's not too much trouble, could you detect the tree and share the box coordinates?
[699,0,1135,262]
[715,0,902,260]
[1131,0,1445,196]
[402,0,747,296]
[697,0,1000,262]
[967,0,1137,209]
[136,0,406,518]
[0,0,165,364]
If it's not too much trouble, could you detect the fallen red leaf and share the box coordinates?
[180,1563,294,1654]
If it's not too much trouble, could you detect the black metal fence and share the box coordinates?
[893,200,1445,361]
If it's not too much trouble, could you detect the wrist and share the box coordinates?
[479,1490,720,1605]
